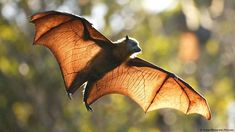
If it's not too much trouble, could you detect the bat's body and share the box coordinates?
[80,37,141,111]
[31,11,211,119]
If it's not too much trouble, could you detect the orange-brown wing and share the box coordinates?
[31,11,113,94]
[87,58,211,120]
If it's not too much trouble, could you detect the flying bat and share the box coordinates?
[31,11,211,120]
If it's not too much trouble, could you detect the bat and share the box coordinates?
[31,11,211,120]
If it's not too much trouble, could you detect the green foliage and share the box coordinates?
[0,0,235,131]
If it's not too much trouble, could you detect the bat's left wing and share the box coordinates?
[31,11,114,94]
[87,58,211,120]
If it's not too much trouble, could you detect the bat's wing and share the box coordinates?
[87,58,211,120]
[31,11,114,94]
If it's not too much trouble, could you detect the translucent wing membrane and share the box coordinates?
[31,11,112,92]
[87,58,211,120]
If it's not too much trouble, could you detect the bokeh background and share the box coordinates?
[0,0,235,132]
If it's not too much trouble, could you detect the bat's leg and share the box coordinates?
[67,71,88,98]
[67,92,73,100]
[83,80,95,112]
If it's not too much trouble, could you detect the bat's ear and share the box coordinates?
[126,35,129,40]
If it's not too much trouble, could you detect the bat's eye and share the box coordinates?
[129,40,138,47]
[129,42,135,46]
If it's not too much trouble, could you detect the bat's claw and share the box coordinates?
[67,92,73,100]
[85,103,93,112]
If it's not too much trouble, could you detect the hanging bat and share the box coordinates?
[31,11,211,120]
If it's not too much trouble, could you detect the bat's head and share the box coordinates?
[124,35,142,54]
[114,36,142,59]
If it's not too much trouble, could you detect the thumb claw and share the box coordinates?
[85,103,93,112]
[67,92,73,100]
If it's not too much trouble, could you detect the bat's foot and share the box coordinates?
[85,103,93,112]
[67,92,73,100]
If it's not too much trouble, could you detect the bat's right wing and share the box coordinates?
[87,58,211,120]
[31,11,113,94]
